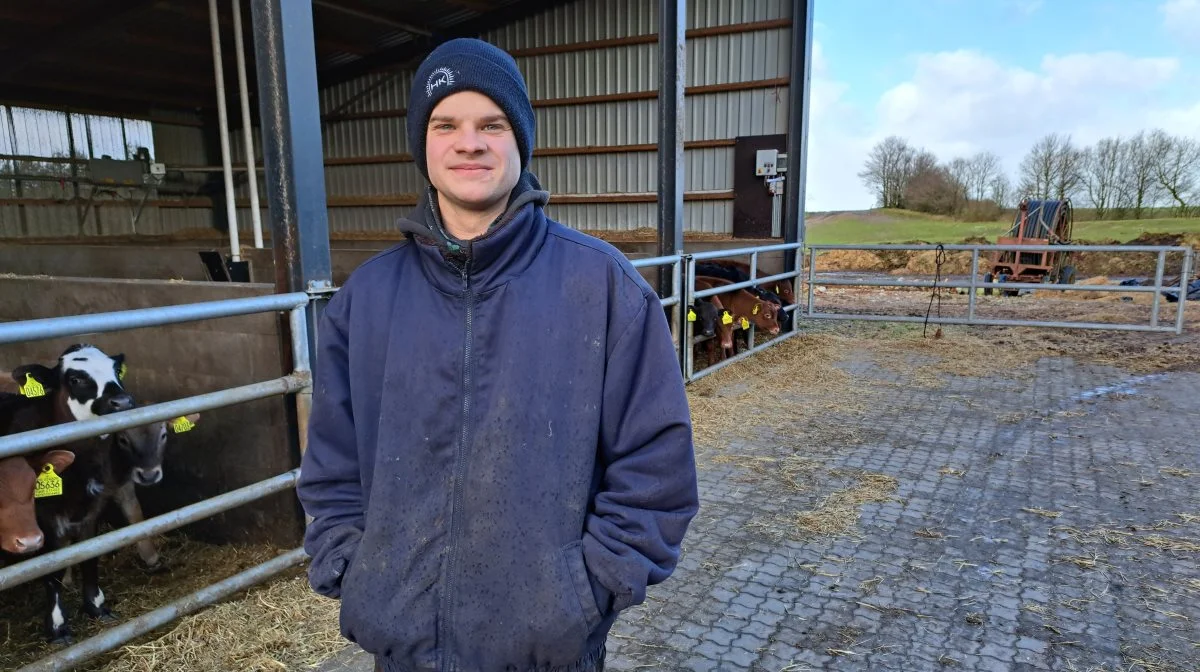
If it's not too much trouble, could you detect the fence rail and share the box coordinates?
[0,291,314,672]
[805,243,1194,334]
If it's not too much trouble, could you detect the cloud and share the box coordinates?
[805,48,1192,210]
[1161,0,1200,45]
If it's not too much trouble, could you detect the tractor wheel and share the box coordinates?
[983,272,994,296]
[1059,265,1076,285]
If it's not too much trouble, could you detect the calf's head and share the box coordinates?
[0,450,75,555]
[689,300,718,338]
[115,412,202,487]
[12,344,131,421]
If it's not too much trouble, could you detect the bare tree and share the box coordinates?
[1118,131,1160,218]
[989,173,1012,209]
[1053,137,1085,200]
[859,136,916,208]
[1018,133,1083,200]
[1082,137,1123,219]
[967,151,1001,201]
[1018,134,1059,199]
[1150,130,1199,217]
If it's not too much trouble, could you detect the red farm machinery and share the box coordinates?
[984,197,1076,296]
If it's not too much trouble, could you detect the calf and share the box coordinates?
[0,450,77,556]
[695,275,781,335]
[2,345,188,643]
[688,299,719,339]
[696,261,794,331]
[698,259,798,306]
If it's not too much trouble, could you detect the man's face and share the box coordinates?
[426,91,522,215]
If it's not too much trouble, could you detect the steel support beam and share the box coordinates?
[250,0,333,353]
[657,0,686,371]
[782,0,814,309]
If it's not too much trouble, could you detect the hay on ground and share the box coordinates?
[98,575,342,672]
[792,470,899,537]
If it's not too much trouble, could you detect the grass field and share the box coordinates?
[805,209,1200,245]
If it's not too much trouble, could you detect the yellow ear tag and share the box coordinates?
[119,363,128,381]
[171,416,195,434]
[687,309,697,322]
[19,373,46,398]
[721,312,733,325]
[740,317,750,330]
[752,304,760,315]
[34,464,63,499]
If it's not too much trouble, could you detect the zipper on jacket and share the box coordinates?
[439,259,473,672]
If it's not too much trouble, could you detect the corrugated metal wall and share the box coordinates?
[298,0,793,236]
[3,0,792,240]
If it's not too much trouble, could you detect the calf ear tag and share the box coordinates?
[34,464,63,499]
[171,416,196,434]
[721,312,733,325]
[687,309,697,322]
[752,304,760,315]
[119,363,128,381]
[740,317,750,330]
[19,374,46,398]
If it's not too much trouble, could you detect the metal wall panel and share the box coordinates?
[545,201,731,234]
[530,146,731,193]
[324,164,423,197]
[486,0,656,48]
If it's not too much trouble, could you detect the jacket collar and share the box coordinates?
[394,171,551,294]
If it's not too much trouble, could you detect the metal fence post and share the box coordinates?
[679,255,693,379]
[251,0,330,472]
[657,0,685,300]
[782,0,814,276]
[968,249,979,322]
[1175,248,1193,335]
[1151,249,1166,328]
[807,248,818,317]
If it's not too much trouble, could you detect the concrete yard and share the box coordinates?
[313,317,1200,672]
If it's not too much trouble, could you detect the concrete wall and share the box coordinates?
[0,276,302,547]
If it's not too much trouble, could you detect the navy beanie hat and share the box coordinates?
[407,38,535,179]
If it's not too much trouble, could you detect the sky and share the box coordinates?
[805,0,1200,211]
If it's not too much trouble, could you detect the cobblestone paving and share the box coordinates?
[320,340,1200,672]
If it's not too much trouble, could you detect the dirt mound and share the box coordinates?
[815,250,887,271]
[892,250,975,275]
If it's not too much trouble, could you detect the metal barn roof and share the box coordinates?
[0,0,570,118]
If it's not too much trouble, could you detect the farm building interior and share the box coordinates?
[0,0,810,668]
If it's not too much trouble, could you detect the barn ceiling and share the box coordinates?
[0,0,572,119]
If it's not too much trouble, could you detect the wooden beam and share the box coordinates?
[324,78,789,122]
[506,18,793,58]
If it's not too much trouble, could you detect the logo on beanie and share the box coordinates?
[426,67,455,97]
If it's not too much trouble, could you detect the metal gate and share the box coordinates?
[0,294,314,672]
[805,243,1194,334]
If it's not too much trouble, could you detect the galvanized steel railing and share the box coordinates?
[0,292,314,672]
[806,243,1194,334]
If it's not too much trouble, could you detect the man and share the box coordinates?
[296,38,699,672]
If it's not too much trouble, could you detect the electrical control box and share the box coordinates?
[755,149,779,176]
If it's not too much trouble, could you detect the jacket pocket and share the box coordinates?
[561,540,603,632]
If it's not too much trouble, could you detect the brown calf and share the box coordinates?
[695,275,781,335]
[0,450,76,555]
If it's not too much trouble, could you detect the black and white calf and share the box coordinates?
[4,345,199,643]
